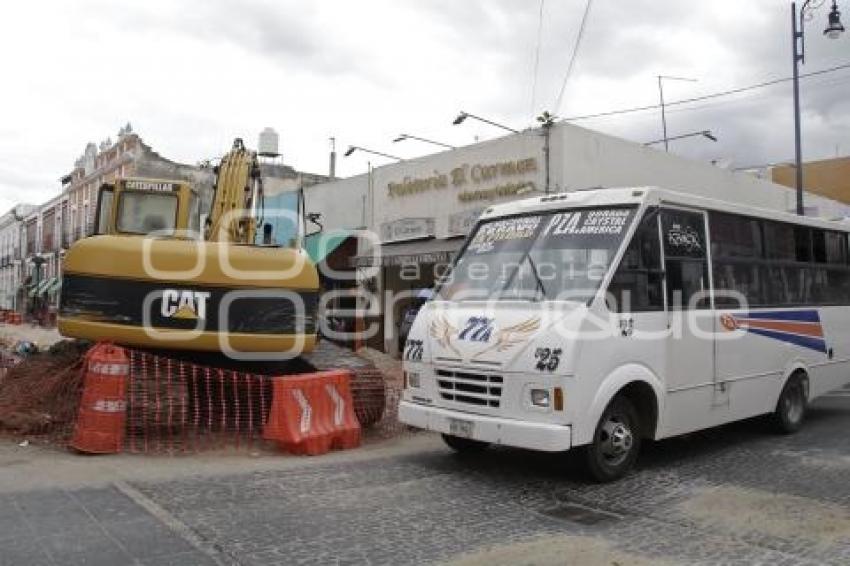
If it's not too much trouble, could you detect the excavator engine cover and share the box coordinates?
[58,235,319,354]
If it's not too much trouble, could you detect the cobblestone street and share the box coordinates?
[1,390,849,565]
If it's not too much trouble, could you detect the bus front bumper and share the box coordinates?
[398,401,572,452]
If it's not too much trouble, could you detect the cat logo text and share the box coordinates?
[160,290,211,320]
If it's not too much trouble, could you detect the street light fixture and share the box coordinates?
[392,134,456,150]
[343,145,402,161]
[792,0,844,215]
[825,1,846,38]
[451,111,519,133]
[644,130,718,146]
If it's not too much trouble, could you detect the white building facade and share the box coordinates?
[0,204,36,310]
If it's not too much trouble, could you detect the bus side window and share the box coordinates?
[661,209,710,310]
[606,210,663,312]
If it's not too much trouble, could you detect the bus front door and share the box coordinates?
[659,208,722,437]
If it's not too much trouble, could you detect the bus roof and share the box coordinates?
[479,187,850,233]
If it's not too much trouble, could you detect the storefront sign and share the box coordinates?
[351,249,456,268]
[451,158,538,186]
[380,217,435,243]
[458,181,536,203]
[386,157,539,202]
[387,172,449,198]
[448,208,486,236]
[384,250,455,267]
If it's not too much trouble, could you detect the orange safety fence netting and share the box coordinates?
[0,342,406,453]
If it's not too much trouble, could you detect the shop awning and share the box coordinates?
[27,278,51,298]
[305,232,352,264]
[47,277,62,295]
[36,277,56,297]
[352,237,464,268]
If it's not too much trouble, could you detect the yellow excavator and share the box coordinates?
[58,139,319,355]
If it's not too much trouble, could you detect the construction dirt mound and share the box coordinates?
[0,340,89,437]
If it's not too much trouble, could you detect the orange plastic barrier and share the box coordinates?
[264,370,361,455]
[71,343,130,454]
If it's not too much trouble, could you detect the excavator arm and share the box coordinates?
[204,138,263,243]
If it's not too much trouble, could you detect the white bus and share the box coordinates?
[398,187,850,481]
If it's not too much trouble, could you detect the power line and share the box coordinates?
[554,0,594,113]
[599,71,850,122]
[561,61,850,122]
[529,0,546,118]
[665,72,850,117]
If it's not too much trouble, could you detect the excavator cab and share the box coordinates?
[93,178,201,238]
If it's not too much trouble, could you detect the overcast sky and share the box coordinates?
[1,0,847,212]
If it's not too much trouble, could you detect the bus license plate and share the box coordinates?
[449,418,474,439]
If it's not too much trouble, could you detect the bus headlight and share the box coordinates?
[530,388,550,408]
[406,371,421,389]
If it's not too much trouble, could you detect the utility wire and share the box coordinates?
[529,0,546,118]
[561,61,850,122]
[665,72,850,117]
[554,0,594,113]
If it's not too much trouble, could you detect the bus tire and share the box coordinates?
[773,373,807,434]
[583,396,641,482]
[441,434,489,453]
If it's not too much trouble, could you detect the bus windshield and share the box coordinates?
[438,206,637,302]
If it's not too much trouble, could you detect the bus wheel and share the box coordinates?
[441,434,489,453]
[584,397,641,482]
[773,374,807,434]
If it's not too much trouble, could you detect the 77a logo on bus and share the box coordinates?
[459,316,494,343]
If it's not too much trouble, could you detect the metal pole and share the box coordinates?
[329,137,337,179]
[658,76,669,152]
[544,126,551,194]
[792,2,805,215]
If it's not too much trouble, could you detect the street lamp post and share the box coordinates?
[644,130,718,147]
[452,111,518,133]
[343,145,402,161]
[393,134,456,150]
[30,255,45,322]
[792,0,844,215]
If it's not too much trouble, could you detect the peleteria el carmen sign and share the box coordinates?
[386,157,539,202]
